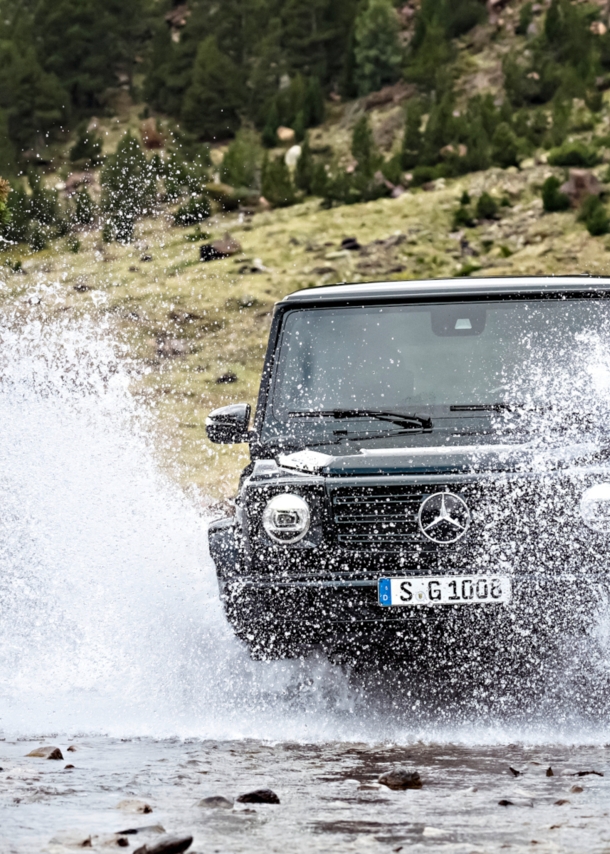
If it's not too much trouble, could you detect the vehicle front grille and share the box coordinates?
[330,485,428,549]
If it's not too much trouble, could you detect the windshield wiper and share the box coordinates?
[288,409,433,430]
[450,403,515,412]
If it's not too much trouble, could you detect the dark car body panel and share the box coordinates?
[208,278,610,654]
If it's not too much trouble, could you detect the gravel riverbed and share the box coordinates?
[1,737,609,853]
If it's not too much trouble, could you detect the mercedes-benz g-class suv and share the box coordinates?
[207,277,610,660]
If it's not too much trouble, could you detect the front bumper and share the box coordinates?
[220,572,600,634]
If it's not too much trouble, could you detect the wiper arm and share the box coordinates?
[288,409,433,430]
[450,403,515,413]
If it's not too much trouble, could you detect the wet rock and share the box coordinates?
[198,795,234,809]
[157,339,190,358]
[134,835,192,854]
[341,237,361,251]
[575,770,603,777]
[236,788,280,804]
[212,233,242,257]
[200,233,242,262]
[117,799,153,814]
[554,798,570,806]
[546,767,554,777]
[378,769,422,790]
[26,746,63,760]
[48,830,92,847]
[215,372,238,384]
[64,764,75,770]
[509,767,521,777]
[498,797,533,807]
[116,825,166,836]
[200,244,226,262]
[570,784,584,793]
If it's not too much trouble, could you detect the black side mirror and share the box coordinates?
[206,403,252,444]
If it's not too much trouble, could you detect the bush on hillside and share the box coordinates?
[261,155,295,207]
[295,136,315,194]
[541,176,570,212]
[578,194,610,236]
[220,129,262,190]
[476,192,498,220]
[491,123,520,168]
[73,189,96,225]
[181,36,243,141]
[101,133,156,243]
[548,141,598,167]
[69,131,104,166]
[173,195,211,226]
[353,0,402,96]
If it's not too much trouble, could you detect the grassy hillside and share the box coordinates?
[3,150,610,502]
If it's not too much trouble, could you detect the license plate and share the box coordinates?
[378,575,511,607]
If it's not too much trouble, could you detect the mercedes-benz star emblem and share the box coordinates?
[418,492,471,544]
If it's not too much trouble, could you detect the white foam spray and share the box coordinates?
[0,314,609,745]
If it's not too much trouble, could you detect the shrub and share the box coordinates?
[69,131,103,166]
[101,133,157,243]
[73,190,95,225]
[452,204,475,229]
[261,155,296,207]
[541,176,570,212]
[586,203,610,236]
[295,136,315,194]
[1,185,30,244]
[173,195,211,226]
[516,2,534,36]
[491,123,520,168]
[351,115,378,176]
[548,141,598,167]
[220,129,261,190]
[411,165,438,186]
[476,192,498,220]
[353,0,402,96]
[578,194,609,235]
[0,178,9,229]
[402,99,423,170]
[381,153,403,186]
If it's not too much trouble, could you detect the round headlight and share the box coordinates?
[580,483,610,533]
[262,493,311,544]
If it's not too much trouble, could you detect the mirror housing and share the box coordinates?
[206,403,252,444]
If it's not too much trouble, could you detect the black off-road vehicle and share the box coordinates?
[207,277,610,660]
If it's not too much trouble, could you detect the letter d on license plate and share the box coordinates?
[378,575,511,606]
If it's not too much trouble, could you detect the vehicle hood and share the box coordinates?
[277,441,605,476]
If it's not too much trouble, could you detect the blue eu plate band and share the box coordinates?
[378,578,391,606]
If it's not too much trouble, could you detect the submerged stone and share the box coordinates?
[378,769,422,790]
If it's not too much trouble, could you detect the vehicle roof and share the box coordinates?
[280,276,610,306]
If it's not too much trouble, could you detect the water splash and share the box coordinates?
[0,315,609,745]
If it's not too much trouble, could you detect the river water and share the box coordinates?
[1,318,610,852]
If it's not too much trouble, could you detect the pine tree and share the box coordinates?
[402,99,423,170]
[295,135,314,193]
[353,0,402,96]
[351,115,377,176]
[0,177,10,229]
[73,189,96,225]
[305,77,325,127]
[101,132,156,242]
[491,123,520,168]
[0,41,68,152]
[261,154,296,207]
[181,36,243,140]
[220,129,262,189]
[69,131,103,166]
[262,102,280,148]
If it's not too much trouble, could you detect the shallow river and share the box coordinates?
[1,319,610,852]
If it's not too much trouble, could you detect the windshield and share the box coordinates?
[271,299,610,420]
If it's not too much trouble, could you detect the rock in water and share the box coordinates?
[236,788,280,804]
[198,795,234,809]
[134,834,193,854]
[117,799,153,814]
[378,769,422,790]
[26,746,63,760]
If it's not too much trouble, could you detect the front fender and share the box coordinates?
[208,518,244,592]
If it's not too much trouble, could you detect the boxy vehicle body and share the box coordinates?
[207,277,610,660]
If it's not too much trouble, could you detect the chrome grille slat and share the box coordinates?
[330,486,425,549]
